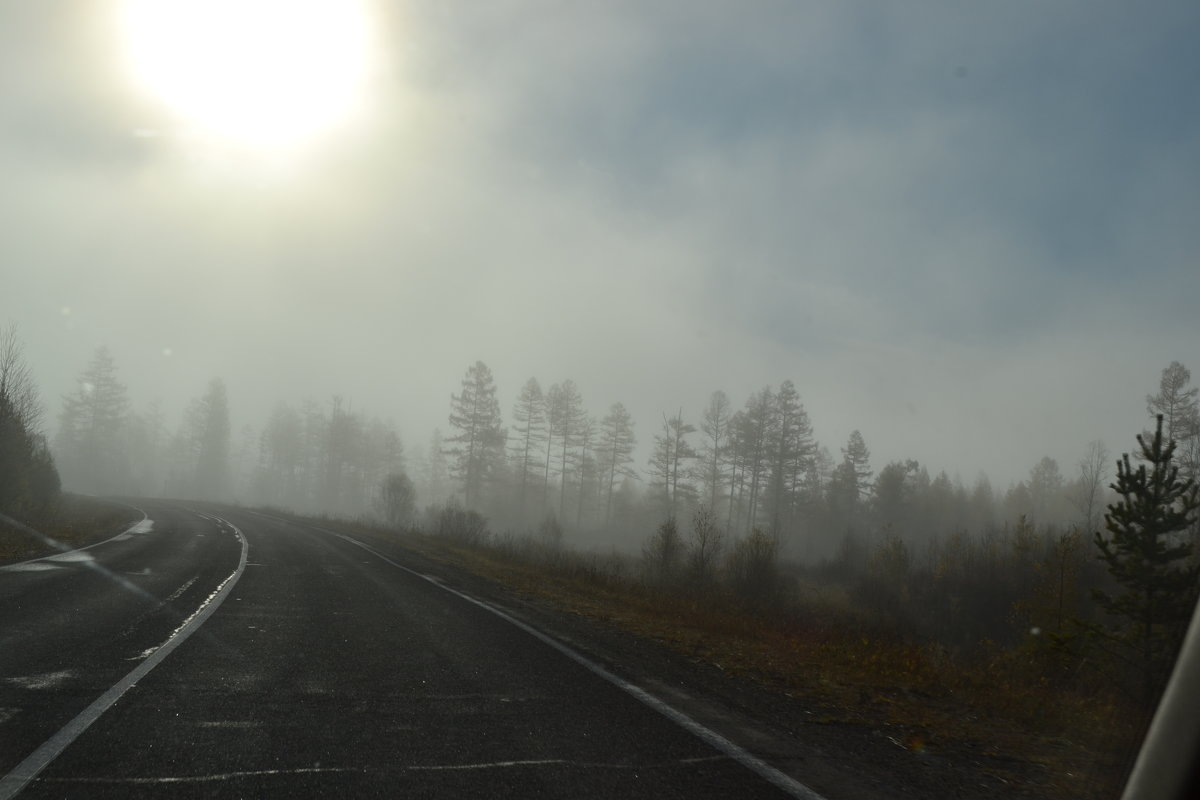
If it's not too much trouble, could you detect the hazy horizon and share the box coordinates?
[3,0,1198,493]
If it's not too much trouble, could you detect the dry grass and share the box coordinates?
[0,495,139,562]
[374,528,1144,799]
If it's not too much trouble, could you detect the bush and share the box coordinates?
[687,504,724,585]
[538,514,564,549]
[434,502,489,545]
[643,517,683,587]
[726,527,779,608]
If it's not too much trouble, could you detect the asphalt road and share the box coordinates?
[0,501,815,799]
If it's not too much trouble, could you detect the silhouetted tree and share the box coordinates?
[545,380,585,519]
[698,390,733,514]
[647,409,696,520]
[509,377,546,522]
[446,361,504,509]
[1028,456,1064,526]
[597,402,637,527]
[186,378,231,500]
[1093,415,1200,704]
[764,380,814,536]
[736,388,774,535]
[1147,361,1198,447]
[1069,440,1109,535]
[687,504,723,584]
[376,472,416,528]
[56,347,130,493]
[842,430,873,502]
[0,328,59,519]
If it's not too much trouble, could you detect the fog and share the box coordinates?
[2,1,1198,535]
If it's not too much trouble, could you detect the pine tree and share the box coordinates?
[1093,415,1200,704]
[842,430,873,502]
[509,377,546,522]
[187,378,231,500]
[765,380,814,536]
[546,380,585,519]
[56,347,130,493]
[446,361,504,509]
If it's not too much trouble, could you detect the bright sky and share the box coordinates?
[1,0,1197,488]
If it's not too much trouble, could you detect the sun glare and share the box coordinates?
[119,0,372,151]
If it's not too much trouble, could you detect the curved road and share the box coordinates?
[0,501,813,799]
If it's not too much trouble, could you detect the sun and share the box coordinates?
[118,0,372,151]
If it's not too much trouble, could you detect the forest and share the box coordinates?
[2,322,1199,714]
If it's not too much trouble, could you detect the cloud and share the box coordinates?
[0,0,1196,490]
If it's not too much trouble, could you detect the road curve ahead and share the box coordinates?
[0,502,812,799]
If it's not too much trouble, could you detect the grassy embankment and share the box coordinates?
[0,495,140,563]
[327,519,1146,800]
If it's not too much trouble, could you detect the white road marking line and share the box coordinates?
[40,755,735,784]
[332,533,827,800]
[44,552,94,564]
[0,507,151,573]
[40,767,355,784]
[407,759,567,770]
[163,576,198,605]
[0,516,248,800]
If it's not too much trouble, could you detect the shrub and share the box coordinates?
[434,502,489,545]
[643,517,683,587]
[726,527,780,608]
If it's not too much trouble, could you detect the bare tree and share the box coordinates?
[1069,439,1109,534]
[546,380,585,519]
[1147,361,1199,444]
[698,390,732,514]
[0,326,59,517]
[597,402,637,527]
[647,409,696,519]
[765,380,814,536]
[687,504,724,584]
[509,377,546,522]
[0,325,42,436]
[738,388,775,535]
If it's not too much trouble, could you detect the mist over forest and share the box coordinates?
[2,3,1200,796]
[39,341,1199,567]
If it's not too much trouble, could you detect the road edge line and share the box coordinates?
[332,532,827,800]
[0,504,150,572]
[0,514,249,800]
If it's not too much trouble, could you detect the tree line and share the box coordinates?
[3,326,1197,705]
[0,326,59,525]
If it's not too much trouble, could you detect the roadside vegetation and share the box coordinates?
[327,410,1197,800]
[6,318,1198,797]
[0,325,141,562]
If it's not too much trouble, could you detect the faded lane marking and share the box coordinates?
[39,756,733,784]
[40,767,356,784]
[4,672,76,691]
[0,515,248,800]
[163,576,198,605]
